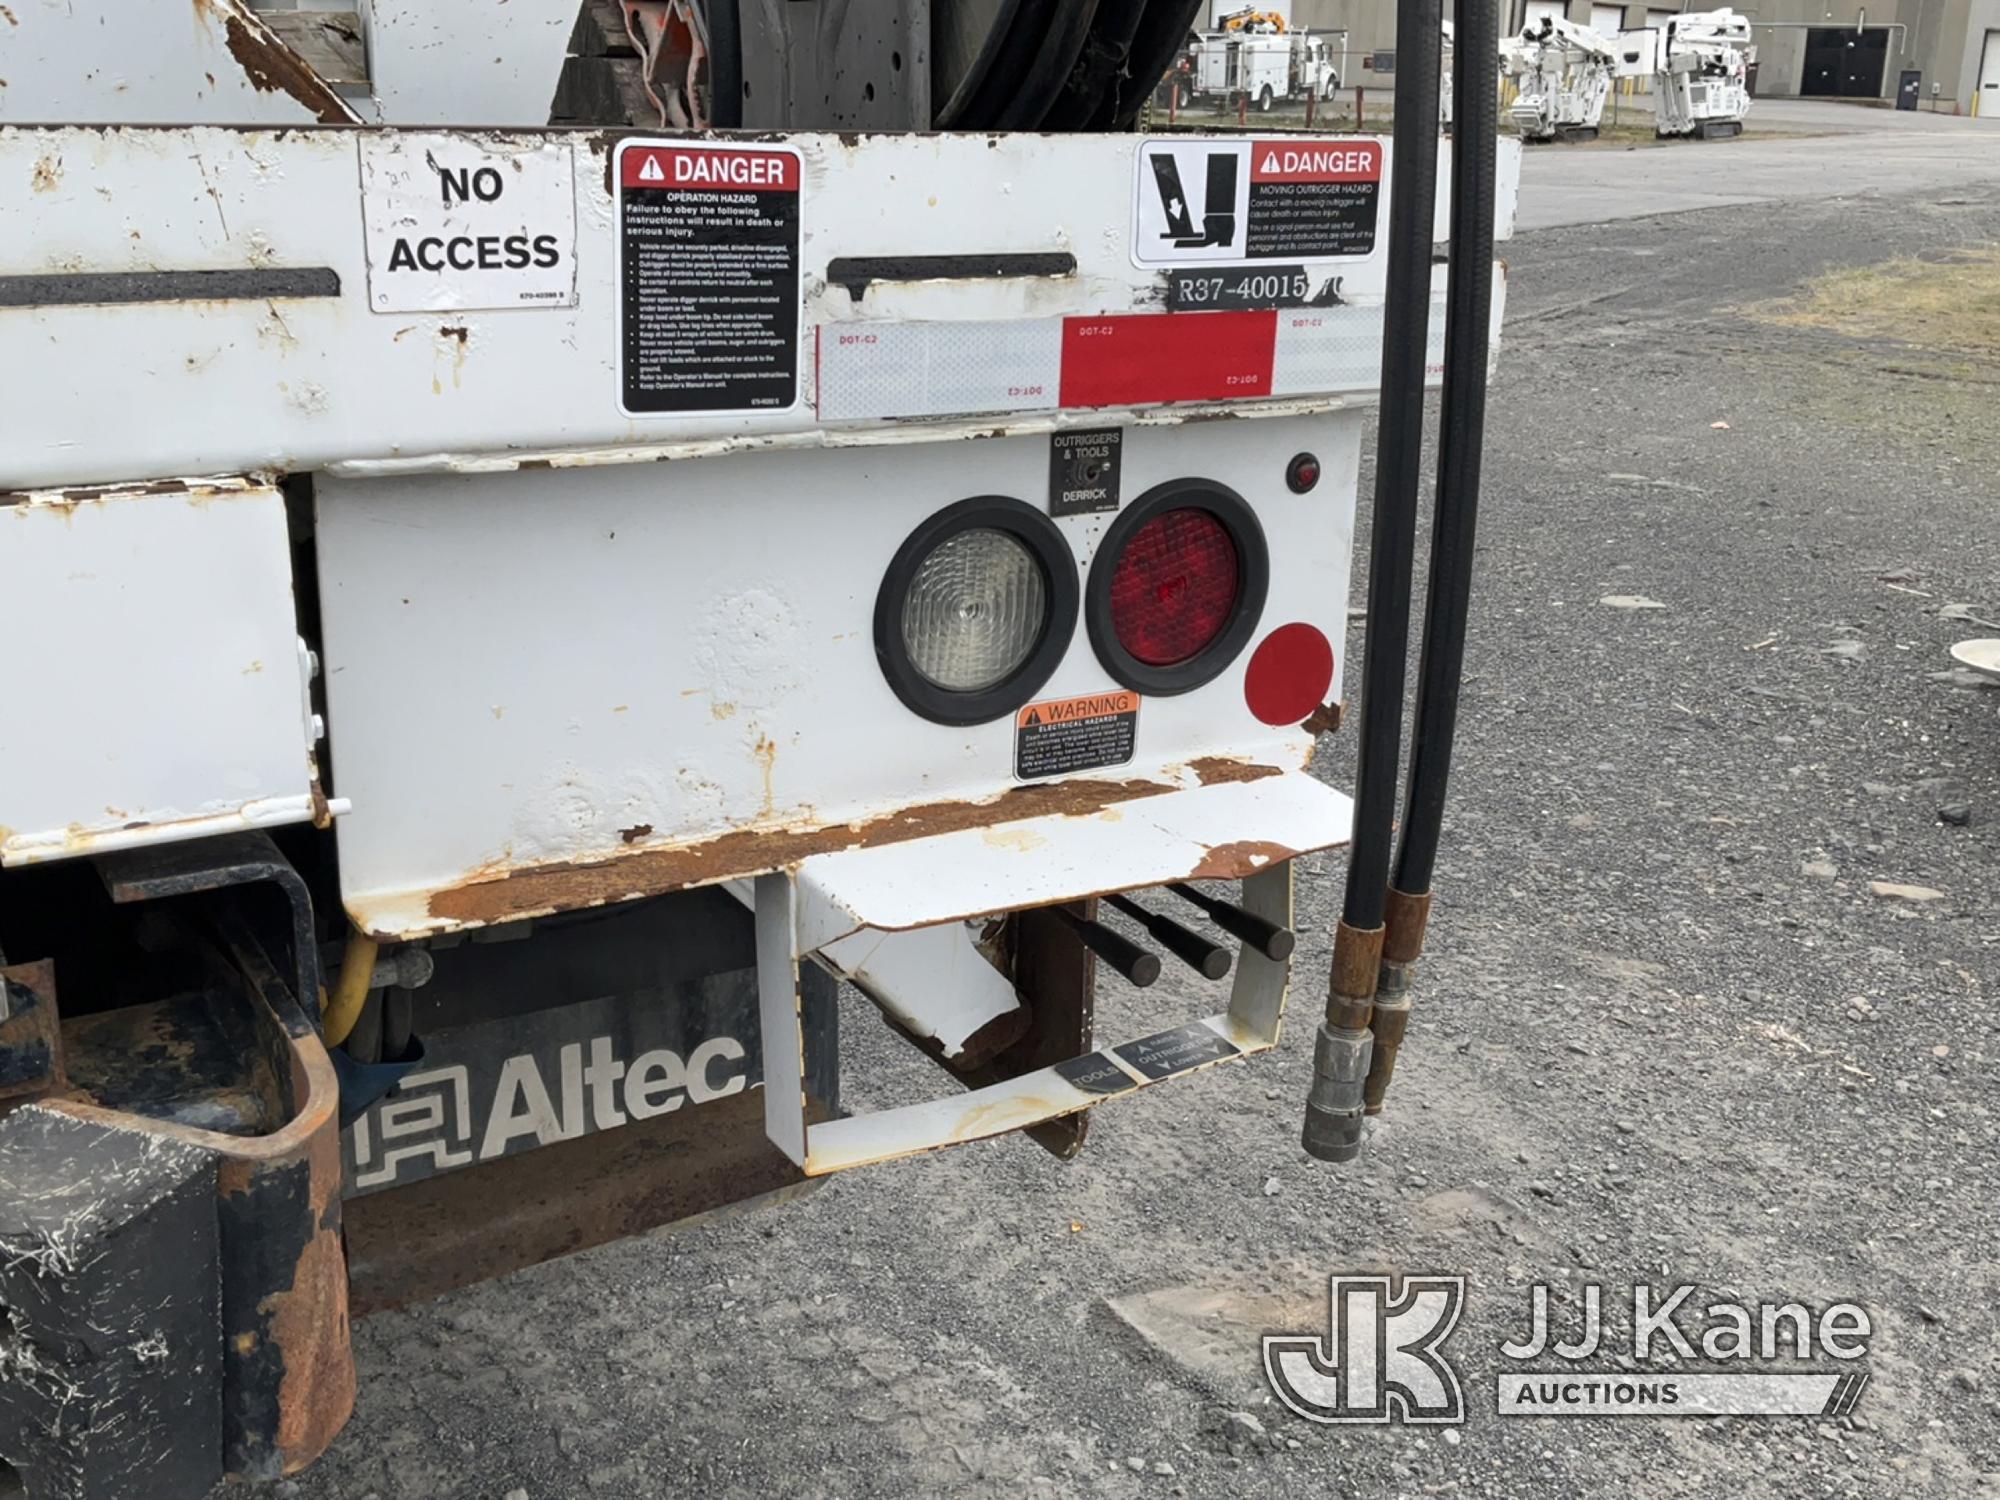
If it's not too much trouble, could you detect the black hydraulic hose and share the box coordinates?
[704,0,743,127]
[1392,0,1497,899]
[1302,0,1446,1166]
[1337,0,1443,936]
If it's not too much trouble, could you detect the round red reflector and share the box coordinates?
[1108,509,1240,667]
[1244,622,1335,726]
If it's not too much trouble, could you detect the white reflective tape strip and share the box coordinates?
[816,319,1063,422]
[814,296,1452,422]
[1268,292,1447,398]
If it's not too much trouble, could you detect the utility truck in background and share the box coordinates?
[0,1,1509,1495]
[1501,14,1618,141]
[1185,17,1343,108]
[1617,7,1754,137]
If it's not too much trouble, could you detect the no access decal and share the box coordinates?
[360,134,578,313]
[616,141,803,415]
[1132,139,1384,266]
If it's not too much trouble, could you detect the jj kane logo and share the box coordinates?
[1264,1277,1872,1424]
[1263,1276,1467,1424]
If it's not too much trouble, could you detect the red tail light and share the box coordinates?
[1086,480,1268,696]
[1109,509,1241,666]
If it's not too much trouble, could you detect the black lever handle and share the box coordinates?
[1104,894,1232,981]
[1165,883,1297,962]
[1050,905,1161,987]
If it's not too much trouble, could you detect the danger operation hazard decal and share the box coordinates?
[1132,138,1383,266]
[617,142,802,415]
[1016,690,1139,781]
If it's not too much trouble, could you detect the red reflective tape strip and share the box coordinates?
[1059,311,1277,409]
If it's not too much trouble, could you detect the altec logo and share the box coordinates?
[1263,1276,1468,1424]
[349,1033,750,1191]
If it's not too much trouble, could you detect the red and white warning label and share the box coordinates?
[1247,139,1382,258]
[616,142,802,415]
[1132,138,1383,266]
[1015,690,1139,780]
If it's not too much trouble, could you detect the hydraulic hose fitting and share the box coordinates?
[1303,1020,1375,1161]
[1305,917,1385,1161]
[1365,887,1433,1114]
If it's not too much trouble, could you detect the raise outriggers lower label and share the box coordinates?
[616,142,803,415]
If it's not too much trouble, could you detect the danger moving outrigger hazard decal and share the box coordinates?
[616,141,803,415]
[1132,139,1383,266]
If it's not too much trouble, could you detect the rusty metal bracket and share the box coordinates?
[960,903,1098,1160]
[95,829,321,1034]
[0,958,66,1107]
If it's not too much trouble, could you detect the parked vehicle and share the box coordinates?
[1616,7,1755,137]
[0,0,1509,1494]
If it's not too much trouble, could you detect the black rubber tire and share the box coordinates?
[1105,0,1209,128]
[1041,0,1150,128]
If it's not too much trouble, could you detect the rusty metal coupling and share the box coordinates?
[1302,1020,1374,1162]
[1305,918,1386,1161]
[1364,886,1433,1116]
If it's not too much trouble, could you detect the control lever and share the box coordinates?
[1049,905,1161,987]
[1164,883,1297,962]
[1103,894,1232,981]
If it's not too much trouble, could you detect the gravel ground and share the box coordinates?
[283,182,2000,1500]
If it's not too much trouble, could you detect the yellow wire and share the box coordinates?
[322,929,380,1049]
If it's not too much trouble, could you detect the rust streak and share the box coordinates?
[1188,756,1285,787]
[1187,840,1295,881]
[427,770,1283,929]
[1302,700,1343,736]
[198,0,360,125]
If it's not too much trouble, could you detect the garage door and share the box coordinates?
[1591,4,1625,35]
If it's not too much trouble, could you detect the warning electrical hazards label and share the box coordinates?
[1131,139,1383,267]
[1015,690,1139,781]
[616,142,802,415]
[359,134,578,313]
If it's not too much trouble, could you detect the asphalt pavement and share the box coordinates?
[1515,99,2000,230]
[283,121,2000,1500]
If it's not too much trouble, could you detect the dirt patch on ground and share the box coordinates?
[1747,244,2000,364]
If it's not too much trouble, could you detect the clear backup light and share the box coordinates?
[900,528,1049,691]
[874,497,1079,725]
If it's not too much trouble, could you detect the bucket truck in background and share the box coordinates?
[1186,17,1341,109]
[1501,15,1618,141]
[1184,21,1344,109]
[1617,8,1754,138]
